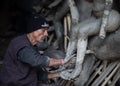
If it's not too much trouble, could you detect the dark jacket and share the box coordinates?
[0,34,49,86]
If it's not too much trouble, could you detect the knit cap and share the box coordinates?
[27,14,49,33]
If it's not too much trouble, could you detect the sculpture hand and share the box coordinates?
[63,54,76,64]
[59,69,73,80]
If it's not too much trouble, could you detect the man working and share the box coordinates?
[0,14,65,86]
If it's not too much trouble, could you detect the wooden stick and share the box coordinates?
[101,63,120,86]
[64,17,68,52]
[67,14,72,32]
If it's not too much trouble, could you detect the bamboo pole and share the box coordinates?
[67,14,72,32]
[64,17,68,51]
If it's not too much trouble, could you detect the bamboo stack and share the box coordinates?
[64,14,71,52]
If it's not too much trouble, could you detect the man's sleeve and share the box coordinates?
[17,46,50,68]
[37,69,48,81]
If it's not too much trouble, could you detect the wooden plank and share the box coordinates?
[91,61,118,86]
[85,61,103,86]
[110,67,120,86]
[101,63,120,86]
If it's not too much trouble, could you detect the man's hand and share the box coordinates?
[48,54,76,67]
[49,58,64,67]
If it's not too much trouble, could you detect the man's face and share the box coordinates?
[32,28,48,44]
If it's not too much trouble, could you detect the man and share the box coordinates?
[0,14,65,86]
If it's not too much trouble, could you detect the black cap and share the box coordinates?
[26,14,49,33]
